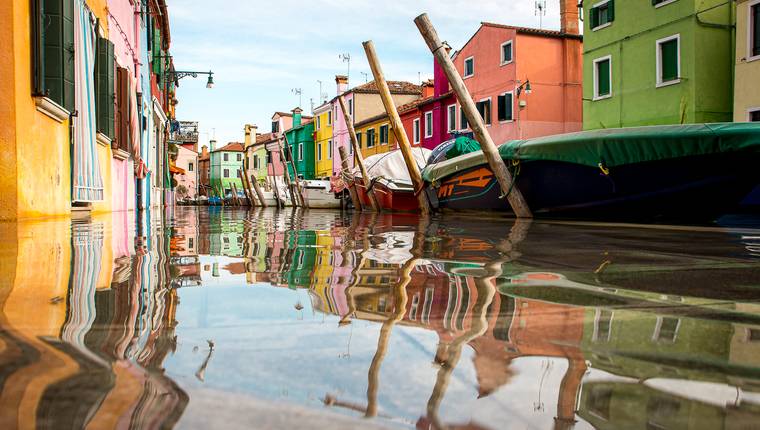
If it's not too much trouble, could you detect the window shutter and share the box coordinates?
[608,0,615,22]
[32,0,45,96]
[660,40,678,81]
[505,94,513,121]
[42,0,75,112]
[597,60,611,96]
[115,67,130,152]
[590,7,599,29]
[753,5,760,56]
[96,37,115,138]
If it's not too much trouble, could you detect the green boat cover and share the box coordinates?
[423,123,760,183]
[445,136,481,160]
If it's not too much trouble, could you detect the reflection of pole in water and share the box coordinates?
[340,212,377,325]
[195,340,215,382]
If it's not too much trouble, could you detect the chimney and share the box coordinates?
[201,145,209,158]
[422,80,435,98]
[292,107,303,127]
[244,124,258,148]
[335,75,349,95]
[560,0,580,35]
[209,139,217,151]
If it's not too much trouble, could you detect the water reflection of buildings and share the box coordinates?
[0,213,187,428]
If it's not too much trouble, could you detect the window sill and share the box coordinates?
[112,148,130,160]
[500,60,514,67]
[593,94,612,101]
[463,74,474,80]
[656,79,681,89]
[96,133,112,147]
[654,0,678,8]
[35,97,70,123]
[499,119,515,124]
[591,23,612,32]
[746,54,760,63]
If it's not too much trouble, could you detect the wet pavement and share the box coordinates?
[1,207,760,429]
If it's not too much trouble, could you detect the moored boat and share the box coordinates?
[422,123,760,221]
[301,179,342,209]
[354,148,431,212]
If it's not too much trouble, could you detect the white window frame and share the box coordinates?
[477,97,492,126]
[652,316,681,343]
[460,106,470,131]
[366,128,375,148]
[748,0,760,62]
[223,153,229,161]
[656,34,681,88]
[223,168,229,178]
[317,142,323,161]
[379,124,389,145]
[653,0,678,9]
[749,107,760,121]
[348,99,353,116]
[424,111,433,138]
[500,40,514,66]
[592,55,613,101]
[499,91,514,123]
[316,115,321,130]
[463,56,475,78]
[447,104,457,132]
[328,139,333,159]
[298,143,303,161]
[413,118,420,144]
[328,110,332,125]
[237,153,242,162]
[591,0,613,31]
[188,162,194,172]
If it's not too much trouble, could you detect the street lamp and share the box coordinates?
[206,72,214,89]
[516,80,532,97]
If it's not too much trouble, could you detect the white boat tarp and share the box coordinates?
[354,148,432,183]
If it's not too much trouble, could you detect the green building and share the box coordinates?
[284,108,316,180]
[210,142,245,196]
[582,0,734,129]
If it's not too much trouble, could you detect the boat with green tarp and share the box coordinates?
[422,123,760,220]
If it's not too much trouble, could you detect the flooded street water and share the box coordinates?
[1,207,760,429]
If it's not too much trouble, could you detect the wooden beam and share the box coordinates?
[339,146,362,211]
[277,141,298,207]
[362,40,430,216]
[251,174,267,208]
[238,169,257,206]
[414,13,532,218]
[281,134,307,207]
[337,95,380,212]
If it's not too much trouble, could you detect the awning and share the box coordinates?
[169,164,186,175]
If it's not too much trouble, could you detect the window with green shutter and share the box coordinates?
[752,3,760,57]
[594,57,612,99]
[95,37,115,138]
[32,0,75,113]
[657,36,680,85]
[497,93,513,122]
[590,0,614,30]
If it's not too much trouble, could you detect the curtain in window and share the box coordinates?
[72,0,104,202]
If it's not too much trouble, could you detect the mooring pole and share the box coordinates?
[362,40,430,216]
[282,134,307,207]
[250,175,267,208]
[414,13,532,218]
[339,146,362,211]
[277,140,298,207]
[338,95,380,212]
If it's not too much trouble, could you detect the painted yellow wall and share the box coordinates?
[90,0,114,214]
[314,110,333,178]
[735,0,760,121]
[355,118,397,159]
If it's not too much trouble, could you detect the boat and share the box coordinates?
[422,123,760,221]
[354,148,432,212]
[301,179,342,209]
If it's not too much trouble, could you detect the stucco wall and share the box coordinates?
[735,0,760,121]
[176,146,198,199]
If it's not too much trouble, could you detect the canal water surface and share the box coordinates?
[1,207,760,429]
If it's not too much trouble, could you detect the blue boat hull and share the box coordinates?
[426,153,760,221]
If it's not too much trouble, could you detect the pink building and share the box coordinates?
[330,75,351,174]
[452,3,582,144]
[174,146,198,199]
[267,111,311,176]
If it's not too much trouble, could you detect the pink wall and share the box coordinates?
[330,92,353,176]
[111,159,136,212]
[175,146,198,199]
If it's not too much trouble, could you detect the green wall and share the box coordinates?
[582,0,734,129]
[285,121,315,180]
[210,150,244,195]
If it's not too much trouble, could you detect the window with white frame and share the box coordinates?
[348,99,353,116]
[188,162,194,172]
[593,55,612,100]
[328,140,333,158]
[590,0,614,31]
[316,115,321,130]
[413,118,420,144]
[298,143,303,161]
[237,153,242,162]
[253,155,259,169]
[653,0,677,7]
[476,98,491,125]
[497,92,513,122]
[328,110,332,125]
[463,56,474,78]
[223,168,229,178]
[447,104,456,132]
[749,0,760,60]
[750,108,760,122]
[223,153,229,161]
[460,107,469,130]
[424,111,433,138]
[366,128,376,148]
[317,142,323,161]
[356,132,362,148]
[379,125,389,145]
[500,41,513,65]
[656,34,681,87]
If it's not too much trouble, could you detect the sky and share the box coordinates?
[171,0,562,149]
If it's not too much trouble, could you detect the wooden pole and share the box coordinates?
[238,169,257,206]
[281,135,307,207]
[339,146,362,211]
[337,95,379,212]
[231,182,242,206]
[277,142,298,206]
[414,13,533,218]
[362,40,430,216]
[251,174,267,208]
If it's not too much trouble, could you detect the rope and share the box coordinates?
[499,160,521,199]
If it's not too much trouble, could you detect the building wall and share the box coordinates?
[175,146,198,199]
[313,107,334,178]
[285,122,316,180]
[355,118,397,159]
[210,151,244,194]
[735,0,760,121]
[582,0,733,129]
[330,93,354,176]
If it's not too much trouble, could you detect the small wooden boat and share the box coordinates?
[301,179,342,209]
[423,123,760,221]
[354,148,431,212]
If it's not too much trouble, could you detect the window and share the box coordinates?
[366,128,376,148]
[750,109,760,122]
[317,142,323,161]
[653,0,677,7]
[348,99,353,116]
[463,56,474,77]
[749,1,760,59]
[423,111,433,137]
[237,153,242,162]
[592,309,613,342]
[500,41,513,65]
[413,118,420,144]
[656,34,680,87]
[95,37,115,138]
[272,120,279,133]
[223,168,229,178]
[223,153,229,161]
[31,0,75,113]
[298,143,303,161]
[357,132,363,148]
[652,317,680,343]
[379,125,389,145]
[590,0,614,30]
[460,107,469,130]
[316,115,321,130]
[476,99,491,125]
[114,67,131,152]
[447,104,456,132]
[497,92,513,122]
[328,140,333,159]
[253,154,259,169]
[593,55,612,100]
[188,163,194,172]
[328,110,332,125]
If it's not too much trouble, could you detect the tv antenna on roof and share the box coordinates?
[535,0,547,29]
[339,53,351,85]
[291,88,302,108]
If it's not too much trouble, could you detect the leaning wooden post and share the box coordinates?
[280,136,306,207]
[238,169,257,206]
[362,40,430,216]
[251,175,267,208]
[337,95,380,212]
[277,143,298,206]
[414,13,532,218]
[231,182,242,206]
[339,146,362,211]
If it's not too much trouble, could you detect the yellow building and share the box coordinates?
[735,0,760,122]
[354,114,397,160]
[313,102,334,178]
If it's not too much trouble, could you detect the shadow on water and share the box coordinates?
[1,207,760,429]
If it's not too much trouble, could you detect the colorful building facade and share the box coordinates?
[354,114,398,159]
[313,102,334,179]
[582,0,734,129]
[210,142,244,195]
[284,108,316,180]
[735,0,760,122]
